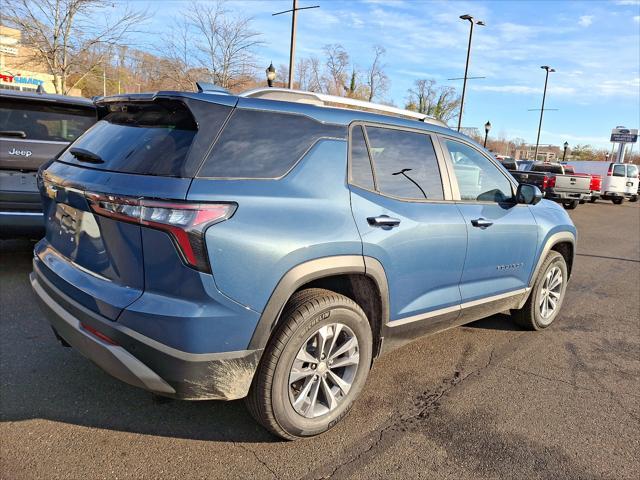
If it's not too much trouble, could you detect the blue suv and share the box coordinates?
[31,86,576,439]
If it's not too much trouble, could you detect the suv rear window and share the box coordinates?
[58,100,228,177]
[0,99,95,142]
[198,109,346,179]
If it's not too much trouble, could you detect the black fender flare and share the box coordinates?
[247,255,389,350]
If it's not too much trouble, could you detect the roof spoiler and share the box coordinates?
[196,81,230,95]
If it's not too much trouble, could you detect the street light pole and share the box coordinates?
[457,15,485,132]
[534,66,555,161]
[562,141,568,162]
[273,1,319,89]
[484,120,491,148]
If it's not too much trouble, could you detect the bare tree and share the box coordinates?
[323,44,349,96]
[366,45,389,102]
[307,56,323,92]
[406,79,461,124]
[3,0,148,94]
[163,17,198,90]
[185,0,262,90]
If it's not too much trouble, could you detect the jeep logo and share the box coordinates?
[8,147,32,157]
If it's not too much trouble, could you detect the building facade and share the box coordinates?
[0,25,81,96]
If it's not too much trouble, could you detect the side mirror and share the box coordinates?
[516,183,543,205]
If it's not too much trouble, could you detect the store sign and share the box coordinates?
[0,45,18,55]
[0,72,45,86]
[610,128,638,143]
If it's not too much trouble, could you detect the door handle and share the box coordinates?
[367,215,401,228]
[471,218,493,228]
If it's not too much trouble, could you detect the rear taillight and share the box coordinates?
[86,193,236,273]
[546,176,556,188]
[542,176,548,189]
[607,164,613,176]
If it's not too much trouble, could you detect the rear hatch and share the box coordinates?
[36,93,235,320]
[1,95,96,209]
[0,95,95,171]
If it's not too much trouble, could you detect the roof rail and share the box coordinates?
[239,87,447,127]
[196,81,230,95]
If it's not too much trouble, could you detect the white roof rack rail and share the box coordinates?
[239,87,447,127]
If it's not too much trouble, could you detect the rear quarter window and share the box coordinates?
[0,99,95,142]
[197,109,346,179]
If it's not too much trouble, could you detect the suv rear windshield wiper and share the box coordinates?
[69,147,104,164]
[0,130,27,138]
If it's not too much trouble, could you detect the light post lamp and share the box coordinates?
[266,62,276,87]
[562,141,569,162]
[533,65,555,161]
[457,14,485,132]
[484,120,491,148]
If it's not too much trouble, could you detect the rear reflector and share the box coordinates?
[86,192,236,273]
[81,323,118,345]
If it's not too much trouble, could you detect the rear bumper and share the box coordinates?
[545,191,589,201]
[0,190,44,238]
[30,262,262,400]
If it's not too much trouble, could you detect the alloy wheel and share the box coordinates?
[288,323,360,418]
[538,265,563,324]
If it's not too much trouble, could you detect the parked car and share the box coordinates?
[509,162,591,209]
[561,165,602,203]
[0,90,96,237]
[566,161,639,204]
[31,86,576,440]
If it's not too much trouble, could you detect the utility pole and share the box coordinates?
[534,66,555,161]
[456,15,485,132]
[103,69,106,96]
[273,1,319,89]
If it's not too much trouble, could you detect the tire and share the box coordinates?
[612,197,624,205]
[589,196,597,203]
[512,251,568,330]
[579,199,586,205]
[563,200,578,210]
[630,195,638,203]
[245,288,373,440]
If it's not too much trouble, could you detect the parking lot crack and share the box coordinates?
[308,346,498,480]
[233,442,280,479]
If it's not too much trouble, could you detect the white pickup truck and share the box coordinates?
[509,162,592,209]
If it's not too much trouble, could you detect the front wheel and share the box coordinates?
[612,197,624,205]
[246,288,373,440]
[589,196,597,203]
[563,200,578,210]
[630,195,638,203]
[512,251,568,330]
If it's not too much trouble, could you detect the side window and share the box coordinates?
[198,109,346,178]
[364,126,444,200]
[349,126,375,190]
[612,164,626,177]
[445,139,514,202]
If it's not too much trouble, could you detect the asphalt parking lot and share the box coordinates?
[1,200,639,480]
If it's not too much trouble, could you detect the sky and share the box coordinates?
[132,0,640,149]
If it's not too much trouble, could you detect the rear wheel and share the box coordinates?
[246,288,373,440]
[589,196,597,203]
[563,200,578,210]
[612,197,624,205]
[512,251,568,330]
[630,195,638,203]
